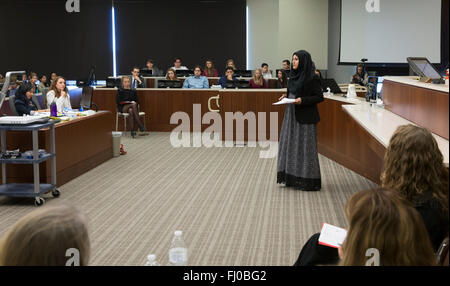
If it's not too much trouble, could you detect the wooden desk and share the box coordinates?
[382,76,449,139]
[0,111,113,187]
[145,77,279,89]
[92,88,386,183]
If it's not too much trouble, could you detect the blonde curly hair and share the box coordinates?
[381,124,448,212]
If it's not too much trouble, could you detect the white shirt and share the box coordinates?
[263,71,272,80]
[46,90,72,113]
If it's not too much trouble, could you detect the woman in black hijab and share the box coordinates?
[14,82,38,116]
[277,50,324,191]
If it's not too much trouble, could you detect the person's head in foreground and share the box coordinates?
[339,188,436,266]
[381,124,448,212]
[0,202,90,266]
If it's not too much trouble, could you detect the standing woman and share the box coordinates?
[277,50,323,191]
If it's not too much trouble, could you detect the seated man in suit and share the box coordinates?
[130,67,146,89]
[182,66,209,89]
[218,66,238,88]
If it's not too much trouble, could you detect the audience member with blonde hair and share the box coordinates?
[46,76,71,113]
[249,68,267,88]
[339,188,436,266]
[294,125,448,266]
[0,202,90,266]
[381,124,449,251]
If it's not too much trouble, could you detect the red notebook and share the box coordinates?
[318,223,347,248]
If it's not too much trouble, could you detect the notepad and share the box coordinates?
[318,223,347,248]
[272,98,296,105]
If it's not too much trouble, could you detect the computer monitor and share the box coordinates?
[157,80,182,88]
[238,79,250,89]
[140,68,153,77]
[407,57,442,80]
[321,79,343,94]
[225,80,239,89]
[233,70,252,77]
[175,70,194,77]
[106,77,122,88]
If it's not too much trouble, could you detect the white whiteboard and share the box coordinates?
[340,0,441,63]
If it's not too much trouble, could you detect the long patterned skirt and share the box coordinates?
[277,94,321,191]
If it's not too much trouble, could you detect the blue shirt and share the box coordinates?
[182,75,209,89]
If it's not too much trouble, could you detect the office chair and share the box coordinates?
[31,94,42,109]
[116,106,147,135]
[80,86,98,111]
[8,94,19,116]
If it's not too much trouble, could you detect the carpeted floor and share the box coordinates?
[0,132,377,266]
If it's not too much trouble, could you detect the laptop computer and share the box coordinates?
[321,78,343,94]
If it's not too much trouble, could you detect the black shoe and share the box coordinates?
[131,130,136,138]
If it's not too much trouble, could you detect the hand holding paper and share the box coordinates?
[273,98,296,105]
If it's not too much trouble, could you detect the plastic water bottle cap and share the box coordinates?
[147,254,156,261]
[174,230,182,236]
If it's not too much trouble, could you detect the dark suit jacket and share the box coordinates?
[288,75,324,124]
[116,88,139,111]
[129,75,146,89]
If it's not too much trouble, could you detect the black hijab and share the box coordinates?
[14,82,33,102]
[287,50,315,95]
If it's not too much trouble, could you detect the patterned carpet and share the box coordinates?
[0,132,377,266]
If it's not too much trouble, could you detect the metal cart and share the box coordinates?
[0,120,60,206]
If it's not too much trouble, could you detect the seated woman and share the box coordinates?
[14,82,39,116]
[117,76,147,138]
[276,69,287,88]
[145,59,163,76]
[351,63,368,86]
[29,72,39,93]
[37,75,48,93]
[218,67,238,88]
[225,59,236,71]
[203,60,218,77]
[249,68,268,88]
[165,68,179,81]
[381,124,449,251]
[338,188,436,266]
[0,202,90,266]
[46,76,71,113]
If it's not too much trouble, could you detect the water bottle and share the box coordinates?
[144,254,161,266]
[50,102,57,117]
[168,230,188,266]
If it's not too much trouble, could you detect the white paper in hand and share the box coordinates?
[272,98,296,105]
[318,223,347,248]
